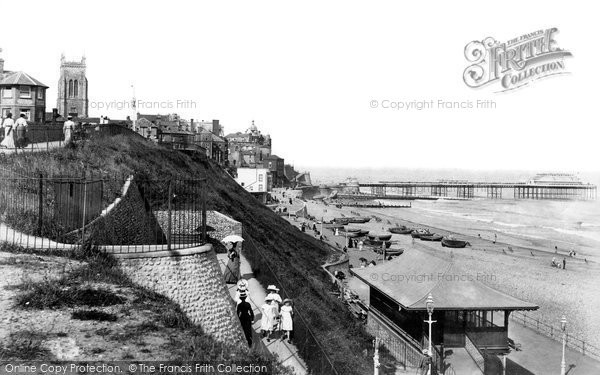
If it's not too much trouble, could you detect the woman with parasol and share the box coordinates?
[222,235,244,284]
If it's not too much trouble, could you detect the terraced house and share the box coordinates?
[0,54,48,123]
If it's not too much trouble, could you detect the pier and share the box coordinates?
[354,177,597,201]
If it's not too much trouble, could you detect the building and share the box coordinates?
[235,167,272,203]
[528,173,582,185]
[195,128,227,165]
[57,55,88,118]
[263,154,285,187]
[225,120,271,168]
[351,250,538,373]
[0,54,48,123]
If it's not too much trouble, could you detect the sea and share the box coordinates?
[307,167,600,260]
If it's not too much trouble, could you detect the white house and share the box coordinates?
[235,168,272,203]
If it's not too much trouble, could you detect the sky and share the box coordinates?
[1,1,598,172]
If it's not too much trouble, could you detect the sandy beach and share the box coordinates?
[291,196,600,352]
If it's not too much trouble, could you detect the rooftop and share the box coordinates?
[0,71,48,88]
[351,250,539,311]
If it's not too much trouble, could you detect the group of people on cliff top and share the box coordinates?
[1,113,76,150]
[222,239,294,347]
[1,113,29,149]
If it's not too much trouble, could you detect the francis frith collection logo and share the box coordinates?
[463,28,572,92]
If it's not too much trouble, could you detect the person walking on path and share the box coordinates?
[237,293,254,347]
[260,296,278,342]
[266,285,282,305]
[234,279,249,304]
[563,257,566,270]
[15,113,28,149]
[0,113,16,149]
[63,116,75,144]
[223,242,241,284]
[280,299,294,343]
[418,349,432,375]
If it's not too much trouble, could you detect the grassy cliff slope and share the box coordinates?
[3,135,375,374]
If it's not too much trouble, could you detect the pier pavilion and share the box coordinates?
[351,250,538,374]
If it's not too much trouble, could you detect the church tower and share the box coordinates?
[57,54,88,118]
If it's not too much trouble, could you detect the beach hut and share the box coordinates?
[351,250,538,373]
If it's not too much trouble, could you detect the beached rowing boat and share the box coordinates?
[389,226,413,235]
[348,217,371,223]
[334,217,351,225]
[368,233,392,241]
[420,233,443,241]
[411,229,431,238]
[441,237,469,248]
[374,247,404,256]
[364,239,392,248]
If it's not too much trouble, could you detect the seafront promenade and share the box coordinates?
[274,194,600,374]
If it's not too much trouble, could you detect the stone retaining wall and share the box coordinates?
[206,211,242,241]
[115,244,245,344]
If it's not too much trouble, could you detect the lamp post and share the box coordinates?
[561,315,567,375]
[424,293,436,375]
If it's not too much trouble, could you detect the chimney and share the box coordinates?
[0,58,4,75]
[190,119,195,132]
[212,119,220,135]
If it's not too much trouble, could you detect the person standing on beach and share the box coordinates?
[563,257,566,270]
[237,293,254,347]
[493,233,497,244]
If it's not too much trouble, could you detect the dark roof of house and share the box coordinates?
[0,71,49,88]
[45,112,66,122]
[80,117,101,123]
[225,132,249,139]
[351,250,538,311]
[198,129,226,142]
[137,114,164,123]
[265,154,283,160]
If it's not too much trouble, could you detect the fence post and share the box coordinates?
[167,180,172,250]
[46,128,49,151]
[37,174,43,235]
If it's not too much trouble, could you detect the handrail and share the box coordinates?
[510,311,600,361]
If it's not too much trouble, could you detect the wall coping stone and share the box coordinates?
[110,244,213,259]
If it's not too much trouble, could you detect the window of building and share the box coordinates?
[258,174,264,182]
[68,80,73,98]
[20,109,31,121]
[69,107,77,116]
[258,184,263,191]
[19,86,31,99]
[74,80,78,97]
[37,89,44,100]
[2,87,12,98]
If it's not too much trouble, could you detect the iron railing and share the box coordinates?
[510,311,600,361]
[0,170,206,253]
